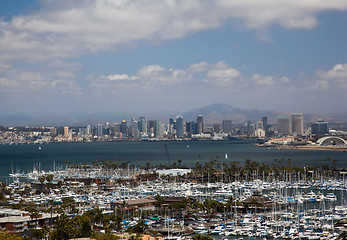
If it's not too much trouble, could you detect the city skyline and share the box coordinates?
[1,1,347,117]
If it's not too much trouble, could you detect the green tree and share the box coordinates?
[0,230,23,240]
[191,234,214,240]
[50,214,80,240]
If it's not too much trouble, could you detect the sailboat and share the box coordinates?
[225,153,228,159]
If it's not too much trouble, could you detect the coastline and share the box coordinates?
[273,145,347,151]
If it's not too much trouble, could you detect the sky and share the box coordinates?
[0,0,347,118]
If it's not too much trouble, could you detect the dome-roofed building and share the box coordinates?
[316,136,347,146]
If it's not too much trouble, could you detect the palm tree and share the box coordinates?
[178,159,182,168]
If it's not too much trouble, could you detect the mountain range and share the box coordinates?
[1,103,346,126]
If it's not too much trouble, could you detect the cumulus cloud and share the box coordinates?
[252,74,291,86]
[1,0,347,62]
[89,61,293,95]
[0,60,81,94]
[315,63,347,89]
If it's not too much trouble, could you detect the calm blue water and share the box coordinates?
[0,140,346,182]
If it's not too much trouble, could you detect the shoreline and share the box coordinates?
[274,145,347,151]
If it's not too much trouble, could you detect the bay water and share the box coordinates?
[0,140,346,182]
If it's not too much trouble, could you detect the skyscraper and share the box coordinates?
[262,116,268,130]
[154,119,161,138]
[213,124,221,133]
[64,126,69,136]
[147,120,155,135]
[97,123,103,137]
[291,113,303,135]
[196,115,203,134]
[132,119,139,138]
[120,120,127,138]
[277,116,290,135]
[311,120,329,135]
[257,120,264,130]
[138,117,147,133]
[176,115,184,138]
[222,119,232,133]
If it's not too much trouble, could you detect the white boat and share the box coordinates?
[325,193,337,201]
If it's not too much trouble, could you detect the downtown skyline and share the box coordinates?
[1,1,347,118]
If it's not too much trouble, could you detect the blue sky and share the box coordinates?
[1,0,347,118]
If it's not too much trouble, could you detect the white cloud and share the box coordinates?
[1,0,347,62]
[0,77,20,89]
[0,60,81,94]
[252,74,291,86]
[252,74,274,85]
[187,62,209,73]
[315,63,347,89]
[90,61,291,93]
[205,62,241,87]
[105,74,133,81]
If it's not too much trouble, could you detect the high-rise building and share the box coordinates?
[222,120,232,133]
[64,126,69,136]
[176,115,184,138]
[196,115,204,134]
[185,121,193,133]
[291,113,303,135]
[120,120,127,138]
[154,119,161,138]
[277,116,290,135]
[168,118,176,136]
[50,127,57,137]
[311,120,329,135]
[97,124,103,137]
[86,125,92,135]
[132,119,139,138]
[147,120,155,135]
[262,116,268,130]
[213,124,221,133]
[257,121,264,130]
[138,117,147,133]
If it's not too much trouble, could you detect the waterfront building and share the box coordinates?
[86,125,92,135]
[257,120,264,130]
[97,124,103,137]
[154,119,161,138]
[262,116,268,130]
[255,128,265,138]
[176,115,184,138]
[185,121,193,134]
[132,119,140,138]
[64,126,69,136]
[222,119,232,133]
[147,120,155,136]
[277,115,290,135]
[50,127,57,137]
[311,120,329,135]
[248,122,255,136]
[291,113,304,135]
[138,117,147,133]
[213,124,221,133]
[196,115,204,134]
[120,120,127,138]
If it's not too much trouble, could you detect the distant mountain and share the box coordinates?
[182,103,282,124]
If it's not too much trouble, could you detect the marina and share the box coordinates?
[2,158,347,239]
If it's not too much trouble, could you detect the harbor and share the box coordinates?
[1,159,346,240]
